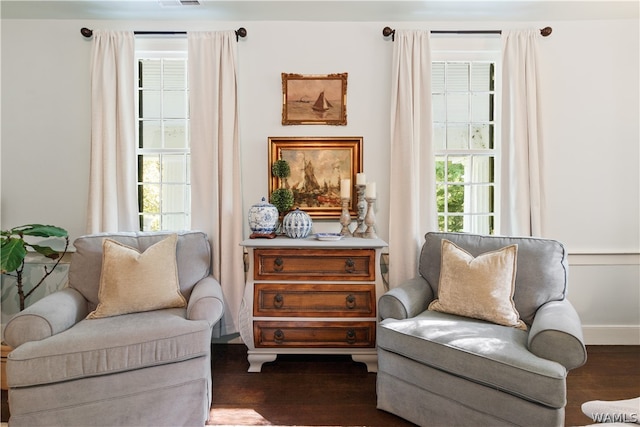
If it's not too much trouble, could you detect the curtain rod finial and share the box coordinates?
[235,27,247,41]
[383,26,395,41]
[81,27,93,38]
[540,26,552,37]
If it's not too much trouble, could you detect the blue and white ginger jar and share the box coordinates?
[282,208,313,239]
[248,197,278,235]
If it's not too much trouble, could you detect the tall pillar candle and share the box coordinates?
[365,182,376,198]
[356,173,366,186]
[340,179,351,199]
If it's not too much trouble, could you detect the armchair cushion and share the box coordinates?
[378,309,567,408]
[87,234,186,319]
[419,232,568,325]
[69,231,211,310]
[7,308,211,388]
[428,239,526,330]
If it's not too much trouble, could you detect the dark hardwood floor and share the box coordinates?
[2,345,639,426]
[565,346,640,427]
[209,344,414,426]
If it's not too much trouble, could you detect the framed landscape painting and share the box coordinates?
[281,73,347,125]
[268,136,363,219]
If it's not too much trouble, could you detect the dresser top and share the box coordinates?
[241,236,387,249]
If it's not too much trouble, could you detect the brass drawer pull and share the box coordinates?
[273,257,284,272]
[346,328,356,344]
[345,294,356,309]
[273,293,284,309]
[344,258,355,273]
[274,329,285,343]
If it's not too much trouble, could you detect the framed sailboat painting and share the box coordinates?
[281,73,348,125]
[268,136,363,219]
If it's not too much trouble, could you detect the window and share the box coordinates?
[136,38,190,231]
[432,38,501,234]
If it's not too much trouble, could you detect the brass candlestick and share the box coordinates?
[353,184,367,237]
[340,197,352,237]
[364,197,377,239]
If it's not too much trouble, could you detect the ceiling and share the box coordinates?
[1,0,638,22]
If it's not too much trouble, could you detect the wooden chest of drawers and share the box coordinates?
[239,237,387,372]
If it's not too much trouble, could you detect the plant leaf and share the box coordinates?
[1,238,27,273]
[18,224,68,238]
[30,244,61,260]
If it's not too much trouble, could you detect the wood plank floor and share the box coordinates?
[209,344,413,426]
[565,346,640,427]
[2,344,639,426]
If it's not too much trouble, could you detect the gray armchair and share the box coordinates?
[377,232,587,426]
[4,231,224,427]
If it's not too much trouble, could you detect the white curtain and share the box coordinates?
[87,31,139,234]
[188,32,244,336]
[388,30,437,288]
[501,30,545,236]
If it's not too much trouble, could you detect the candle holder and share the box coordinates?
[353,184,367,237]
[364,197,377,239]
[339,197,352,237]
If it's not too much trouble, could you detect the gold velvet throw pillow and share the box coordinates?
[428,239,527,331]
[87,234,186,319]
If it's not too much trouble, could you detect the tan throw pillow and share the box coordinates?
[428,239,527,331]
[87,234,186,319]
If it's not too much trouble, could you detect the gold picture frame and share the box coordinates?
[281,73,347,125]
[268,136,363,219]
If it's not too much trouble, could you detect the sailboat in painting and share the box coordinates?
[312,91,332,112]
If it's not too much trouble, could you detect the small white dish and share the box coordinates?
[315,233,343,241]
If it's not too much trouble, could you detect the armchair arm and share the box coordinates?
[528,299,587,370]
[3,288,88,349]
[378,276,434,320]
[186,275,224,326]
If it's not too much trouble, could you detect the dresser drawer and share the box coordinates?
[254,248,375,281]
[254,321,376,348]
[253,283,375,317]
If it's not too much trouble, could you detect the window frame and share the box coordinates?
[431,35,502,235]
[135,37,191,232]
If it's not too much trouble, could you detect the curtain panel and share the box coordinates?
[87,31,139,233]
[188,32,244,337]
[501,30,545,236]
[388,30,437,288]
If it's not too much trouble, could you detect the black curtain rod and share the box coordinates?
[80,27,247,41]
[382,26,552,41]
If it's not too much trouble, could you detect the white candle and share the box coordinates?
[365,182,376,198]
[340,179,351,199]
[356,173,366,186]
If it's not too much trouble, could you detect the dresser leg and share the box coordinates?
[351,354,378,372]
[247,352,278,372]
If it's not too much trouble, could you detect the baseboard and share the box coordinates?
[212,333,244,344]
[582,325,640,345]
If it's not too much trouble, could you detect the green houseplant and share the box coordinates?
[270,159,294,221]
[270,159,295,235]
[1,224,69,311]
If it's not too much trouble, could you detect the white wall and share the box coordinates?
[2,17,638,343]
